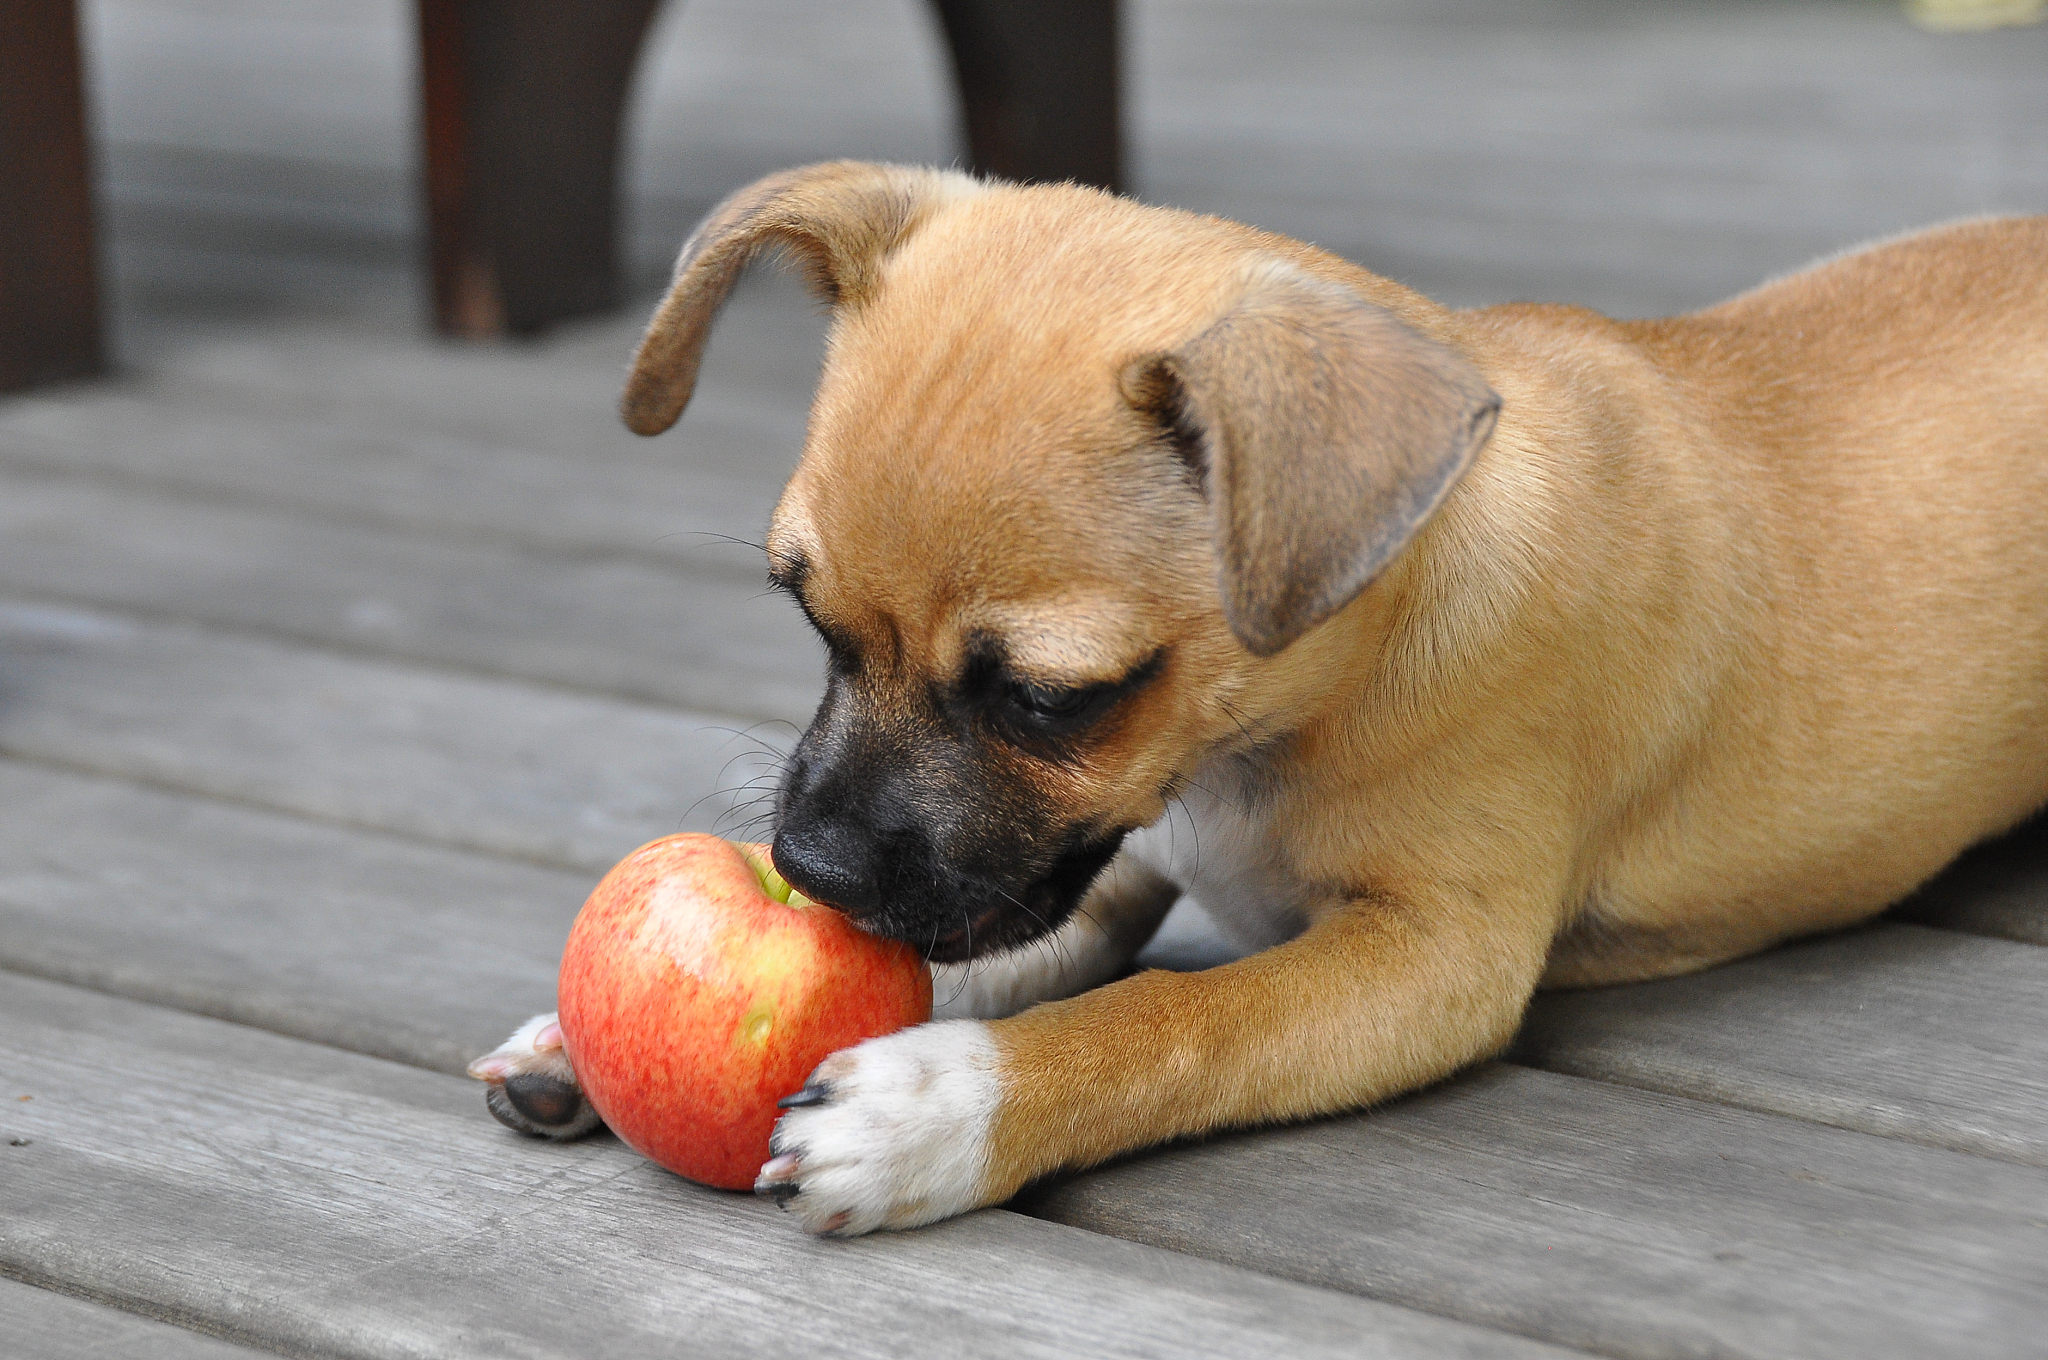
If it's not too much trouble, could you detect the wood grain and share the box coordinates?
[0,1276,280,1359]
[0,759,583,1075]
[0,755,1224,1074]
[1021,1063,2048,1360]
[87,0,2048,321]
[0,370,798,571]
[0,975,1573,1360]
[32,4,2048,1357]
[0,598,788,874]
[0,466,822,723]
[1515,924,2048,1166]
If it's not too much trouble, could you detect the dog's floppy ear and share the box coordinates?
[622,161,982,436]
[1124,261,1500,657]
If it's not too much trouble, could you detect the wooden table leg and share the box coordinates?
[0,0,103,392]
[418,0,664,338]
[931,0,1122,193]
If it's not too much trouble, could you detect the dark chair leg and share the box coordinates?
[930,0,1122,193]
[415,0,1121,340]
[418,0,664,338]
[0,0,103,392]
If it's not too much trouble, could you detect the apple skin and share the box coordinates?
[556,833,932,1190]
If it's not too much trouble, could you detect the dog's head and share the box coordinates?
[624,162,1499,961]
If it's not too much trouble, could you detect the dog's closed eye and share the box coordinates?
[973,648,1167,752]
[1008,679,1097,722]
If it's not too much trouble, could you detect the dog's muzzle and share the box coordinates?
[771,817,1128,963]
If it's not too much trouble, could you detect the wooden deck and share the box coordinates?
[5,1,2047,1355]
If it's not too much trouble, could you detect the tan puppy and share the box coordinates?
[471,162,2048,1237]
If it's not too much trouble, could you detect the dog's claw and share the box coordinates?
[756,1153,803,1207]
[776,1082,832,1109]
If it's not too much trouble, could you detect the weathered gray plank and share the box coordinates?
[1894,811,2048,945]
[0,271,819,554]
[0,464,823,723]
[0,975,1571,1360]
[1515,924,2048,1166]
[0,1277,280,1360]
[4,967,474,1120]
[0,380,793,570]
[1133,0,2048,317]
[0,598,783,875]
[109,266,815,466]
[0,757,1215,1074]
[1021,1062,2048,1360]
[0,759,581,1075]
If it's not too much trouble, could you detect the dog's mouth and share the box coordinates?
[924,827,1129,964]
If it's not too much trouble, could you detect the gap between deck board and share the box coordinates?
[0,467,824,725]
[0,974,1573,1360]
[0,758,586,1076]
[1513,921,2048,1167]
[8,589,2039,1351]
[0,1276,286,1360]
[0,408,791,579]
[1016,1060,2048,1360]
[0,596,790,876]
[0,304,816,572]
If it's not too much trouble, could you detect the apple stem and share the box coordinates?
[738,842,810,908]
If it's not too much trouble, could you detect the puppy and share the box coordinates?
[472,162,2048,1236]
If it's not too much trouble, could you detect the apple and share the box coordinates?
[556,833,932,1189]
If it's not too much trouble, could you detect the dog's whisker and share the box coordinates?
[1216,696,1261,752]
[683,775,783,833]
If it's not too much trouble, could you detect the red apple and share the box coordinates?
[556,833,932,1189]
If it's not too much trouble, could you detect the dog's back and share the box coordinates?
[1530,218,2048,981]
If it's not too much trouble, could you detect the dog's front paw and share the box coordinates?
[754,1021,1000,1236]
[467,1012,604,1140]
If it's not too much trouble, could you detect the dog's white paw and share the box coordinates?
[754,1021,1000,1236]
[467,1012,604,1140]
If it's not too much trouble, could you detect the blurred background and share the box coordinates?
[84,0,2048,326]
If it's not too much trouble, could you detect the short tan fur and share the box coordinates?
[626,162,2048,1212]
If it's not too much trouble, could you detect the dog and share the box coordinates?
[469,161,2048,1236]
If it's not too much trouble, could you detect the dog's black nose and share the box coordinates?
[771,822,885,922]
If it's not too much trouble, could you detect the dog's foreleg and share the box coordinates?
[930,855,1180,1020]
[759,882,1556,1234]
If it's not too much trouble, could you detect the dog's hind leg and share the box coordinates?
[931,855,1180,1020]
